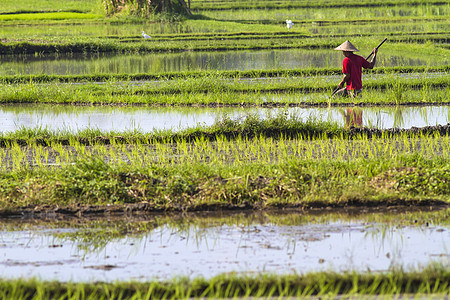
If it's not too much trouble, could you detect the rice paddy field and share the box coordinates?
[0,0,449,299]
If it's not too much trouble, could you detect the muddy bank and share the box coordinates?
[345,123,450,137]
[1,205,446,222]
[1,200,448,219]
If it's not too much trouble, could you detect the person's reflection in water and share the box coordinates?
[341,108,363,128]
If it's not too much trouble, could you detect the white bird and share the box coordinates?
[286,20,293,30]
[142,31,151,39]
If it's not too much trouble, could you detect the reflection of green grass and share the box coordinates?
[2,207,449,234]
[0,266,449,298]
[1,65,448,83]
[0,48,446,77]
[0,102,242,117]
[1,208,448,257]
[25,208,450,253]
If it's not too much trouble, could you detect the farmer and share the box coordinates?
[333,40,378,98]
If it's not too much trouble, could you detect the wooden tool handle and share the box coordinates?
[366,38,387,60]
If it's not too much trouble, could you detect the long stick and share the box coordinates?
[366,38,387,60]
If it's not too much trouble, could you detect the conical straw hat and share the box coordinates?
[334,40,359,52]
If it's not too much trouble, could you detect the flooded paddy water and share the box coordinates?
[1,104,449,133]
[0,208,448,282]
[1,14,449,291]
[0,2,448,296]
[0,48,445,76]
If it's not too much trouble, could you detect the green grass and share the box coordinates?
[2,65,449,83]
[0,266,449,299]
[196,4,449,22]
[0,0,448,56]
[0,17,448,38]
[0,12,102,21]
[191,0,447,10]
[0,113,343,145]
[0,71,448,106]
[0,1,448,295]
[0,112,448,148]
[0,33,448,55]
[0,0,100,14]
[0,140,448,210]
[0,113,447,210]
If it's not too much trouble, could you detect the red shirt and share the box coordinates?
[342,54,370,90]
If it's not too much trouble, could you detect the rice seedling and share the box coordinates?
[0,72,448,107]
[2,65,448,84]
[0,129,448,209]
[0,265,448,299]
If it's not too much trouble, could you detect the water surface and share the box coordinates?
[0,209,448,282]
[0,104,448,133]
[0,49,441,76]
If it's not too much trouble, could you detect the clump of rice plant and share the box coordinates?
[0,265,448,299]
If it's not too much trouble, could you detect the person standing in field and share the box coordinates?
[333,40,378,98]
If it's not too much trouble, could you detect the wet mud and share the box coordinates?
[1,200,448,220]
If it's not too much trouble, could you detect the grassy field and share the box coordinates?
[0,0,447,107]
[1,149,449,211]
[0,0,100,13]
[0,69,449,106]
[0,0,447,210]
[0,0,448,296]
[0,0,448,54]
[0,117,448,212]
